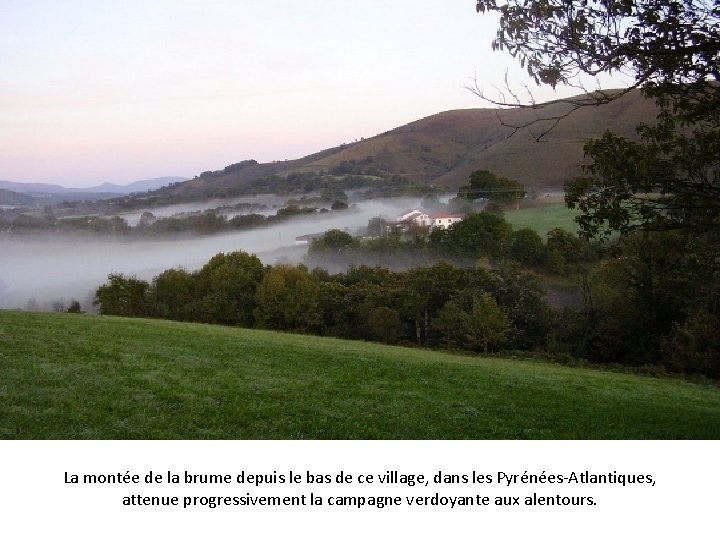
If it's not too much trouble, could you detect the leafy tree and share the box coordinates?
[432,300,468,349]
[566,120,720,237]
[464,265,551,350]
[331,200,349,210]
[254,265,323,332]
[229,213,266,229]
[312,279,351,337]
[663,310,720,378]
[510,228,546,266]
[430,212,513,259]
[193,251,264,326]
[473,0,719,236]
[567,230,719,370]
[464,292,512,353]
[434,292,512,353]
[458,169,526,203]
[94,273,151,317]
[151,268,195,321]
[367,306,404,344]
[475,0,718,92]
[137,212,156,228]
[546,228,584,262]
[308,229,355,254]
[544,227,600,274]
[404,263,469,346]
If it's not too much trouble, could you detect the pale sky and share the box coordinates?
[0,0,617,187]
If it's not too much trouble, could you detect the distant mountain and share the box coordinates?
[0,180,69,194]
[76,176,189,194]
[0,176,188,196]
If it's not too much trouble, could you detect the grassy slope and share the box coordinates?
[151,89,657,201]
[1,310,719,440]
[302,89,657,190]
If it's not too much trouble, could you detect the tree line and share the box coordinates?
[94,224,720,378]
[308,212,602,276]
[94,251,552,354]
[0,203,340,236]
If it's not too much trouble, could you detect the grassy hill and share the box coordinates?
[155,89,657,200]
[1,310,718,439]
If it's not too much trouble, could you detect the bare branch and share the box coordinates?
[464,74,643,140]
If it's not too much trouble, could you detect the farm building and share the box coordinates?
[394,209,464,230]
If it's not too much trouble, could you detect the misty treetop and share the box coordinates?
[93,250,554,356]
[457,170,526,203]
[0,201,345,237]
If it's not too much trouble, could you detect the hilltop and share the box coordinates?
[1,310,718,439]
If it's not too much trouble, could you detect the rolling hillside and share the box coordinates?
[297,88,657,189]
[1,310,718,439]
[156,88,657,200]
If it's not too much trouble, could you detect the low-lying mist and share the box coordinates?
[0,198,423,311]
[116,194,289,225]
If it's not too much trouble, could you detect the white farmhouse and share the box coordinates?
[397,209,432,227]
[395,209,463,230]
[429,212,464,229]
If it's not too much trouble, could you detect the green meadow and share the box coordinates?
[504,203,581,237]
[1,310,719,439]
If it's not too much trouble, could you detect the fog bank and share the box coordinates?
[0,198,421,310]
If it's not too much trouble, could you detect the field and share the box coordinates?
[504,202,582,237]
[1,310,719,439]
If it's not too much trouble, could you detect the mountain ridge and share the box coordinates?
[0,176,188,196]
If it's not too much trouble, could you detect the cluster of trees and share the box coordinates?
[197,160,259,179]
[307,212,718,376]
[327,157,392,178]
[466,1,719,376]
[104,168,400,212]
[457,170,526,204]
[309,213,601,276]
[248,170,414,199]
[95,228,719,376]
[136,205,327,235]
[1,213,133,234]
[94,252,553,353]
[1,203,344,237]
[555,229,720,376]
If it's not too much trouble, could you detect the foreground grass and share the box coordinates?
[1,310,719,439]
